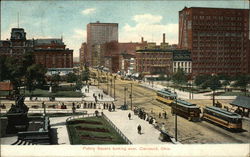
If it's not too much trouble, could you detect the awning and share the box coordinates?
[230,96,250,109]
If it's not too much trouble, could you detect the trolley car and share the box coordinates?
[156,89,176,105]
[171,99,201,121]
[202,106,242,130]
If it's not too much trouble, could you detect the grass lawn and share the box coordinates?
[24,89,83,97]
[0,91,10,96]
[67,116,127,145]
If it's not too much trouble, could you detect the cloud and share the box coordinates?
[72,29,86,39]
[120,14,178,44]
[133,14,162,24]
[82,8,96,15]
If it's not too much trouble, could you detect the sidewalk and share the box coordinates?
[103,109,167,144]
[140,82,236,100]
[81,85,114,102]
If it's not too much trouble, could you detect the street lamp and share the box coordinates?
[113,75,116,100]
[130,83,133,110]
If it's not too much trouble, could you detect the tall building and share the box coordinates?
[86,21,118,66]
[179,7,250,76]
[79,42,87,64]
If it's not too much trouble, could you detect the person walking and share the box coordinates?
[137,125,142,134]
[128,113,131,120]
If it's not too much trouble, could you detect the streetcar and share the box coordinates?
[171,99,201,121]
[202,106,242,130]
[156,89,176,105]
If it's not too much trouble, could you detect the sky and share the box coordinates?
[1,0,249,60]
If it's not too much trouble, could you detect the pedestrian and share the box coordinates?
[98,93,101,99]
[159,112,161,118]
[128,113,131,120]
[94,103,96,109]
[137,125,142,134]
[103,103,106,109]
[84,102,86,108]
[164,111,167,119]
[101,94,103,99]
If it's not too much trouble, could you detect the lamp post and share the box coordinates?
[106,73,109,95]
[124,87,127,107]
[110,78,112,97]
[130,83,132,110]
[113,75,116,100]
[174,92,178,142]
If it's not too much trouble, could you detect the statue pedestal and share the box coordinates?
[6,113,29,134]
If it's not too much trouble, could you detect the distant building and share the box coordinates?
[79,42,87,64]
[0,28,34,57]
[34,38,73,69]
[179,7,250,75]
[86,21,118,66]
[173,50,192,74]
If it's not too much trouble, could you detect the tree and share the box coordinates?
[222,80,230,92]
[25,64,47,94]
[195,74,211,86]
[233,75,250,96]
[202,75,222,106]
[172,68,188,85]
[66,72,77,83]
[51,74,61,89]
[82,65,90,84]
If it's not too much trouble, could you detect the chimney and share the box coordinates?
[163,33,166,44]
[141,37,144,43]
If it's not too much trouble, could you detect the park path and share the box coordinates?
[103,109,167,144]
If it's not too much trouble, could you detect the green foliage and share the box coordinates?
[194,74,211,86]
[172,68,188,85]
[202,75,222,91]
[51,74,61,89]
[66,72,78,83]
[26,64,47,93]
[233,75,250,88]
[82,65,90,83]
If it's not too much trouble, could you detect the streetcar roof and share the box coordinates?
[157,89,176,97]
[176,99,199,108]
[205,106,241,118]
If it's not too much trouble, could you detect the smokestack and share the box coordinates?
[141,37,144,43]
[163,33,166,43]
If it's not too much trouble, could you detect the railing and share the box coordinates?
[65,112,132,144]
[102,113,132,144]
[66,113,97,122]
[1,109,88,114]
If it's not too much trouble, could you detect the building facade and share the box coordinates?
[79,42,87,64]
[86,21,118,66]
[0,28,34,57]
[173,50,192,74]
[34,39,73,69]
[179,7,250,76]
[0,28,73,71]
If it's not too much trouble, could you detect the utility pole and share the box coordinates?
[113,75,116,100]
[110,78,112,97]
[130,83,132,110]
[106,73,109,95]
[124,87,127,106]
[174,92,178,142]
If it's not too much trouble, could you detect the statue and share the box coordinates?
[6,95,29,134]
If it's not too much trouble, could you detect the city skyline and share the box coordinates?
[1,1,248,59]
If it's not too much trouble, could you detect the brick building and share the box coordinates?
[0,28,34,57]
[86,21,118,66]
[135,42,173,75]
[79,42,87,64]
[179,7,250,76]
[0,28,73,72]
[34,39,73,69]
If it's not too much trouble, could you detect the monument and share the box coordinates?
[6,95,29,134]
